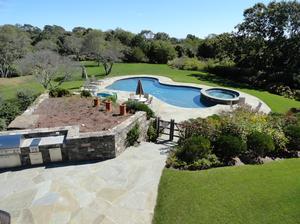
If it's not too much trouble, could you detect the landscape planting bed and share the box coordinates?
[32,96,131,132]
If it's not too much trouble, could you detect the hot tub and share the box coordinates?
[200,88,240,106]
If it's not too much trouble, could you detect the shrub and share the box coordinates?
[0,118,6,131]
[80,90,92,98]
[179,116,222,143]
[49,88,71,97]
[284,125,300,151]
[186,154,221,170]
[126,123,140,146]
[176,136,211,164]
[168,57,207,71]
[16,89,37,111]
[214,135,246,160]
[0,101,21,124]
[104,94,117,103]
[147,121,158,142]
[166,151,220,170]
[125,100,155,119]
[247,132,275,157]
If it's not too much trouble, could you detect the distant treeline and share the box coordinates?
[0,1,299,99]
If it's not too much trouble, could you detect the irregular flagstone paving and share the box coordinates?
[0,142,168,224]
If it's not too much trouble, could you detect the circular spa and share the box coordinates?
[200,88,240,106]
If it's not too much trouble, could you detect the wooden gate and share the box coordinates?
[155,117,181,141]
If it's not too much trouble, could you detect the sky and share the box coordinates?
[0,0,273,38]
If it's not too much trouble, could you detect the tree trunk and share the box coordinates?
[81,65,88,80]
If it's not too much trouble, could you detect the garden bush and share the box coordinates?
[80,90,92,98]
[179,116,221,143]
[284,125,300,151]
[168,57,208,71]
[125,100,155,119]
[176,136,211,164]
[49,88,71,97]
[104,94,117,103]
[0,100,21,125]
[0,118,6,131]
[247,131,275,157]
[126,123,140,146]
[147,121,158,142]
[16,89,37,111]
[166,150,220,170]
[214,135,246,160]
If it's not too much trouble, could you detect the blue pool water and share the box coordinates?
[107,77,208,108]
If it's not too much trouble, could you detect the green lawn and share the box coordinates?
[153,159,300,224]
[1,62,299,113]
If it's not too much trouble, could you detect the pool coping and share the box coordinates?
[96,75,271,121]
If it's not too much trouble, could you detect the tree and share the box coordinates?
[235,1,300,88]
[81,30,105,66]
[148,40,177,64]
[35,39,58,51]
[63,35,83,60]
[154,32,170,41]
[82,30,123,75]
[0,25,31,77]
[100,42,123,75]
[17,50,80,90]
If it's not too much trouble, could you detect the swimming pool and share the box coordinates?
[106,77,207,108]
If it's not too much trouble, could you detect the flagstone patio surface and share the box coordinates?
[0,142,167,224]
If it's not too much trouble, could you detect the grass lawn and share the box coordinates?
[153,159,300,224]
[1,62,299,113]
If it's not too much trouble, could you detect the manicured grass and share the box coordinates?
[1,62,299,113]
[153,159,300,224]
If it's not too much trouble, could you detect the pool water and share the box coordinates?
[107,77,207,108]
[206,89,237,99]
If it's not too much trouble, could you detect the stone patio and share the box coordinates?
[0,142,168,224]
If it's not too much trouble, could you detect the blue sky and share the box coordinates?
[0,0,272,38]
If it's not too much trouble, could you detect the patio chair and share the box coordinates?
[128,93,135,101]
[238,97,246,106]
[146,96,153,105]
[144,93,149,100]
[254,102,263,112]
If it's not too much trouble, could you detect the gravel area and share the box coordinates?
[33,96,131,132]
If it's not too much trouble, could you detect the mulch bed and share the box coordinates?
[33,96,131,132]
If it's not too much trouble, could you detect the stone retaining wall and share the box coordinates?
[0,112,150,168]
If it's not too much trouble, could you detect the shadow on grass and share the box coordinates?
[189,73,260,90]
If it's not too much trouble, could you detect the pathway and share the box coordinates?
[0,142,168,224]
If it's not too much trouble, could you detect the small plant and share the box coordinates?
[247,131,275,157]
[214,135,247,160]
[104,94,117,103]
[176,136,211,164]
[125,100,155,119]
[49,88,71,97]
[0,118,7,131]
[80,90,92,97]
[284,125,300,151]
[126,123,140,146]
[16,89,37,111]
[147,121,158,142]
[0,100,21,124]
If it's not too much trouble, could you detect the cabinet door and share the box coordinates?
[0,154,21,168]
[29,152,43,165]
[49,148,62,162]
